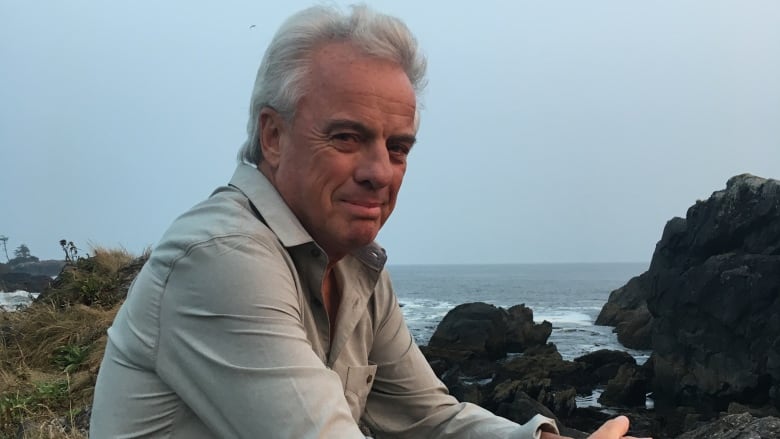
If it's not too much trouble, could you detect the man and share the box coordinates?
[91,5,646,439]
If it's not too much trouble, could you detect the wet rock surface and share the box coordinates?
[677,413,780,439]
[422,302,657,436]
[594,174,780,434]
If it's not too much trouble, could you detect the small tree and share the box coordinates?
[14,244,31,259]
[8,243,38,265]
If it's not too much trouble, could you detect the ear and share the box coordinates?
[259,107,285,169]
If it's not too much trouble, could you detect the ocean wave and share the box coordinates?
[0,290,39,311]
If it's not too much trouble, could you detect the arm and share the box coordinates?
[362,272,558,439]
[154,235,365,438]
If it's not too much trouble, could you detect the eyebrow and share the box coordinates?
[323,119,417,147]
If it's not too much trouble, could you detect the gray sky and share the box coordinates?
[1,1,778,264]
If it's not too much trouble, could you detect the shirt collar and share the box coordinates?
[227,163,388,271]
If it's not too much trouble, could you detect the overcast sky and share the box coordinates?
[1,1,778,264]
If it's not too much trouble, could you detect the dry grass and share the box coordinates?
[38,246,142,310]
[88,245,134,276]
[0,303,119,438]
[1,304,117,372]
[14,424,88,439]
[0,247,136,438]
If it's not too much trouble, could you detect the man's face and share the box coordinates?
[260,42,417,261]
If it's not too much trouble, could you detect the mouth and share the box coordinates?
[341,200,385,218]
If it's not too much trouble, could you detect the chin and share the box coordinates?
[345,229,380,248]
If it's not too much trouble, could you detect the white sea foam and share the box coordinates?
[534,309,593,326]
[0,290,39,310]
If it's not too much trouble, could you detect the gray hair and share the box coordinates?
[237,4,427,165]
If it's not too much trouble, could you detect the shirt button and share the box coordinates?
[310,248,321,258]
[366,374,373,384]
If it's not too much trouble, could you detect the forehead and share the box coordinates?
[303,42,417,117]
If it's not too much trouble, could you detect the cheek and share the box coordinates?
[391,167,406,195]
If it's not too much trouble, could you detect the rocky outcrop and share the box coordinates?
[427,302,552,359]
[595,275,653,349]
[0,260,65,293]
[575,349,637,388]
[0,271,52,293]
[677,413,780,439]
[9,260,65,277]
[598,363,649,408]
[422,302,656,436]
[647,175,780,414]
[598,174,780,419]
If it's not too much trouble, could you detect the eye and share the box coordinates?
[388,143,412,161]
[330,132,362,151]
[332,132,360,143]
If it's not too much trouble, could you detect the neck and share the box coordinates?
[258,161,350,266]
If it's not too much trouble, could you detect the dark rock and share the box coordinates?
[0,271,52,293]
[496,390,559,426]
[505,304,553,352]
[427,302,508,359]
[427,302,551,359]
[498,344,581,384]
[9,260,65,277]
[574,349,637,387]
[419,345,497,384]
[425,302,658,436]
[595,276,654,349]
[447,378,486,405]
[490,344,592,419]
[650,250,780,412]
[598,364,649,408]
[727,401,780,418]
[597,174,780,417]
[538,386,577,417]
[677,412,780,439]
[614,306,652,350]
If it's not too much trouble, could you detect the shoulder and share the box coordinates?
[139,186,302,317]
[155,186,284,268]
[133,186,296,306]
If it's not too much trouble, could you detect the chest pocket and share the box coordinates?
[344,363,378,422]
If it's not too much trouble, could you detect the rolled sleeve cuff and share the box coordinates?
[523,414,559,439]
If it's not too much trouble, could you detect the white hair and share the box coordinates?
[237,4,427,165]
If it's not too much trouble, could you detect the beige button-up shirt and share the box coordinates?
[90,164,557,438]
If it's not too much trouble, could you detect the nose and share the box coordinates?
[354,141,394,190]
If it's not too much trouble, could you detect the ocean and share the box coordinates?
[388,262,651,363]
[0,290,39,310]
[1,263,650,362]
[2,263,650,409]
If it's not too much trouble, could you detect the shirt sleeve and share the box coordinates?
[154,235,366,439]
[363,272,559,439]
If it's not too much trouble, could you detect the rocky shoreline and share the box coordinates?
[420,173,780,438]
[0,259,63,294]
[2,173,778,438]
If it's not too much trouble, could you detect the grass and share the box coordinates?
[41,246,136,309]
[0,246,141,438]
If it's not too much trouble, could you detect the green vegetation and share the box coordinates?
[6,244,40,266]
[43,246,134,309]
[0,245,140,438]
